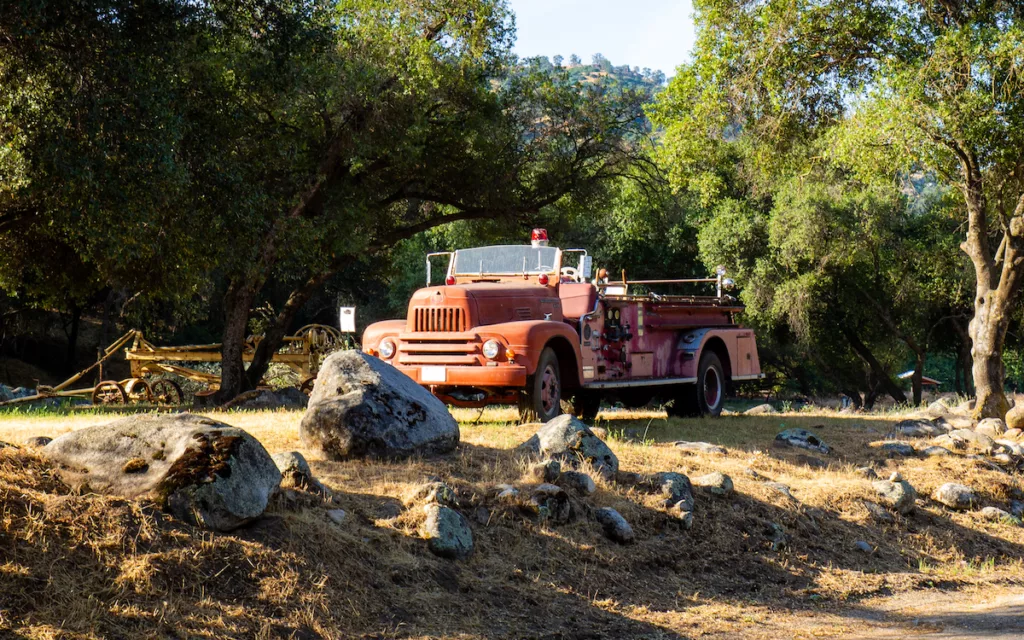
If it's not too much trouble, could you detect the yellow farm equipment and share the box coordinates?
[0,325,343,407]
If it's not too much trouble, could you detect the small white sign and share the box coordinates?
[339,307,356,333]
[421,366,447,383]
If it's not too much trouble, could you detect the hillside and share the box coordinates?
[1,407,1023,638]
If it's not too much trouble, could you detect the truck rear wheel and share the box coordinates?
[519,347,562,423]
[666,351,725,418]
[697,351,725,416]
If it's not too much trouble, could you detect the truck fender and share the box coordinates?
[483,320,583,386]
[362,320,406,352]
[677,328,748,380]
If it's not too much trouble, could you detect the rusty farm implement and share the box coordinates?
[0,325,343,407]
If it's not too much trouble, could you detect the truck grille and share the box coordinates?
[414,307,466,332]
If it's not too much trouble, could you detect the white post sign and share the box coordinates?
[339,307,357,333]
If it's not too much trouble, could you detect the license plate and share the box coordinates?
[421,366,447,383]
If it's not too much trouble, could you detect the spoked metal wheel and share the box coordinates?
[150,378,184,405]
[123,378,153,403]
[92,381,128,405]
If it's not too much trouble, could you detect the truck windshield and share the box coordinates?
[452,245,559,276]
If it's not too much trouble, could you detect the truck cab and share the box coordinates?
[363,230,762,422]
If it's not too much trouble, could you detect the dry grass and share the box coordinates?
[1,407,1023,638]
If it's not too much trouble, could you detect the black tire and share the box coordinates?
[696,351,726,416]
[572,390,602,422]
[665,388,700,417]
[666,351,726,417]
[519,347,562,423]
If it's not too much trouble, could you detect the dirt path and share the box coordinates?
[839,588,1024,638]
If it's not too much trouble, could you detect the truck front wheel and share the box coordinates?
[519,347,562,423]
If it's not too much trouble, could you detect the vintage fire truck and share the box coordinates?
[362,230,762,422]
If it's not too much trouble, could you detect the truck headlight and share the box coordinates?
[482,339,501,359]
[379,338,396,359]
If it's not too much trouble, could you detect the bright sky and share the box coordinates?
[509,0,697,77]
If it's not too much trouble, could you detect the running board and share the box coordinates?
[582,377,697,389]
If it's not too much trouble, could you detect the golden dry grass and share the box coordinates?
[1,407,1023,638]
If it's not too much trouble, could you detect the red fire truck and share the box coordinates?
[363,230,762,422]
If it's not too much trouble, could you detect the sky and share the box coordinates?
[509,0,696,77]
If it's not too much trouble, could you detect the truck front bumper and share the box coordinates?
[393,363,528,388]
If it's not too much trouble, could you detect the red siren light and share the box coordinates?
[538,273,550,285]
[445,275,456,286]
[531,228,549,247]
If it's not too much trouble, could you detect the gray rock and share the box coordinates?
[792,454,828,468]
[976,418,1007,438]
[920,445,954,457]
[414,481,457,507]
[529,483,572,523]
[1005,428,1023,439]
[879,441,916,457]
[529,459,561,483]
[300,351,459,459]
[692,471,734,497]
[979,506,1022,526]
[995,440,1024,456]
[594,507,634,544]
[652,472,694,511]
[855,467,879,479]
[494,484,520,501]
[422,504,473,559]
[674,441,728,455]
[518,415,618,479]
[744,468,766,480]
[863,500,895,524]
[892,419,941,438]
[326,509,347,525]
[23,436,52,448]
[926,401,950,417]
[774,428,831,455]
[932,429,1000,452]
[745,403,777,415]
[766,522,788,551]
[42,414,280,532]
[590,426,609,440]
[560,470,596,496]
[932,483,978,510]
[765,482,796,500]
[854,540,873,553]
[873,477,917,514]
[272,451,324,493]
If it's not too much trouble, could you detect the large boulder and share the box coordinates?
[518,415,618,479]
[43,414,280,531]
[300,351,459,459]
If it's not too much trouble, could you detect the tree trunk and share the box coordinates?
[65,304,81,375]
[842,325,907,404]
[245,269,336,389]
[911,351,924,407]
[969,292,1012,418]
[215,279,259,403]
